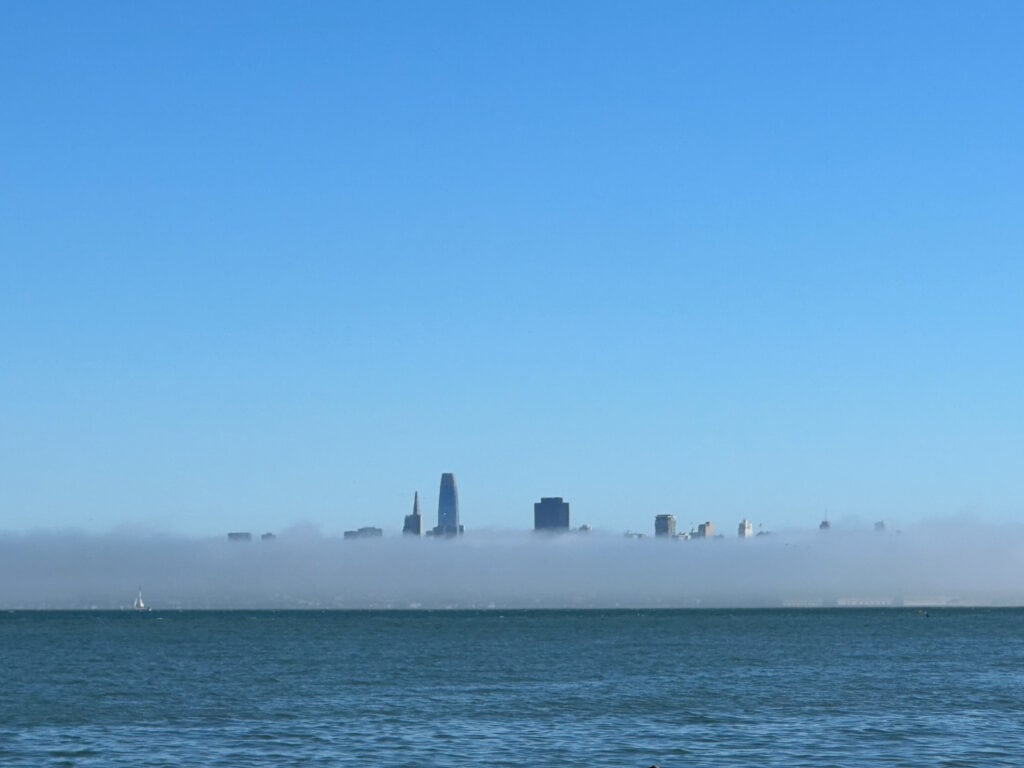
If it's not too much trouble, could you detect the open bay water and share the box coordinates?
[2,610,1023,767]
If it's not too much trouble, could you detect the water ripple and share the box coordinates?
[3,609,1023,767]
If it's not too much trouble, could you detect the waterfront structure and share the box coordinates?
[874,520,886,532]
[403,491,423,536]
[738,519,753,538]
[534,497,570,531]
[344,526,383,540]
[654,514,676,538]
[820,518,831,531]
[695,521,714,539]
[227,531,252,542]
[431,472,463,537]
[261,532,276,541]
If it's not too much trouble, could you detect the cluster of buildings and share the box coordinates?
[227,471,871,541]
[363,473,771,541]
[644,515,754,539]
[401,473,464,537]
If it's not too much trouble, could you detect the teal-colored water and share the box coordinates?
[2,609,1022,766]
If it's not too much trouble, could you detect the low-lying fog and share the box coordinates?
[2,522,1021,609]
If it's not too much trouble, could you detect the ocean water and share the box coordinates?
[2,609,1022,767]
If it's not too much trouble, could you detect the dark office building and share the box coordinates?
[654,514,676,538]
[227,531,252,542]
[403,491,423,536]
[534,497,570,531]
[430,472,463,537]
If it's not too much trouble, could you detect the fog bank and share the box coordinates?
[2,522,1022,609]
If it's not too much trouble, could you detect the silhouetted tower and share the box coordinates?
[403,491,423,536]
[432,473,463,536]
[534,497,570,531]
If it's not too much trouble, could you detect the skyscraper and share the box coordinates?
[534,497,570,531]
[654,514,676,537]
[431,472,463,537]
[738,519,753,538]
[403,491,423,536]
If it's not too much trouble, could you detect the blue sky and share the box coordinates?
[2,2,1022,535]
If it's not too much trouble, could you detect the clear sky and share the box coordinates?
[2,2,1022,536]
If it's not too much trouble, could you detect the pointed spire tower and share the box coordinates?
[403,491,423,536]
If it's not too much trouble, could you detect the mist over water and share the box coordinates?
[2,522,1022,609]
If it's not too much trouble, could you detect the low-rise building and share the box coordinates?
[344,527,383,540]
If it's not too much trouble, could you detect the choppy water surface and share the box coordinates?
[2,609,1023,767]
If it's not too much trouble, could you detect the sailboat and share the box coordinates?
[133,587,150,611]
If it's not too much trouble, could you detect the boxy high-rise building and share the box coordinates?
[534,497,570,531]
[654,514,677,537]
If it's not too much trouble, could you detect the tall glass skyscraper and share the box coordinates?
[432,472,463,536]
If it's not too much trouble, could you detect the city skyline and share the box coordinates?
[2,7,1021,768]
[2,4,1022,536]
[223,472,874,540]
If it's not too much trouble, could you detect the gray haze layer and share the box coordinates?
[2,522,1021,609]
